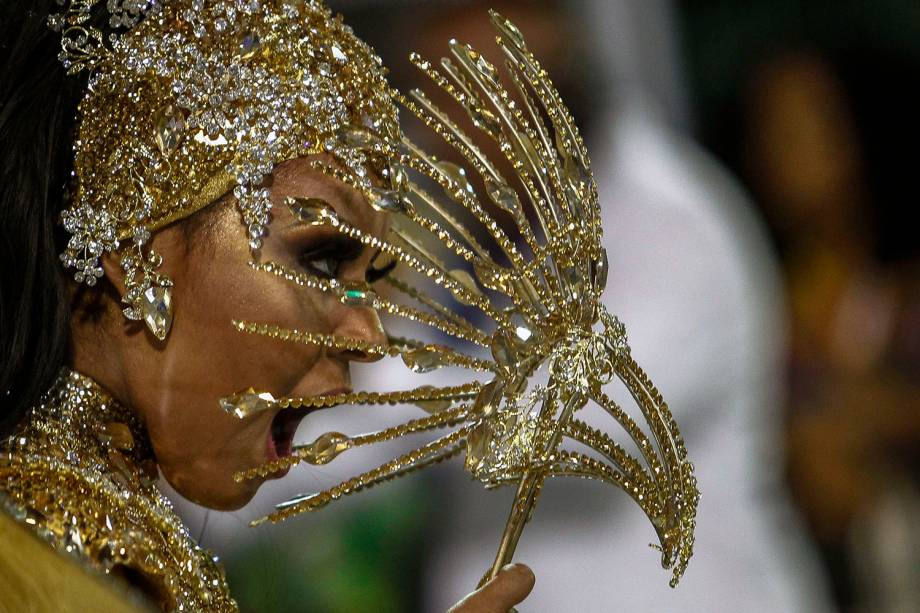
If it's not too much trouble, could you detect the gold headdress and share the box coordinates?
[52,0,401,339]
[224,11,700,588]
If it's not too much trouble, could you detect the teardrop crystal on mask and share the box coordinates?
[454,41,498,82]
[475,54,499,83]
[389,162,409,193]
[338,125,380,149]
[96,422,135,452]
[564,152,592,195]
[154,105,185,157]
[561,266,584,302]
[490,329,521,371]
[141,286,172,341]
[591,248,609,291]
[367,187,407,213]
[511,276,542,312]
[560,265,581,289]
[437,161,475,196]
[299,432,350,465]
[472,380,501,417]
[513,134,541,165]
[286,196,333,225]
[465,422,493,474]
[449,269,481,305]
[401,347,444,373]
[220,388,278,418]
[412,385,452,413]
[484,179,521,215]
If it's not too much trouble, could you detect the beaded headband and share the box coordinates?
[221,11,700,589]
[50,0,402,339]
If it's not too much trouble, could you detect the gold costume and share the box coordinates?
[1,0,699,607]
[0,370,237,611]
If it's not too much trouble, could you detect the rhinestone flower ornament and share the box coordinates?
[224,11,700,590]
[50,0,401,339]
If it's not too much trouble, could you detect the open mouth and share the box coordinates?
[268,408,309,469]
[263,387,351,478]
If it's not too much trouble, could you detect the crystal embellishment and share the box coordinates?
[219,388,277,419]
[287,196,334,225]
[141,286,173,341]
[298,432,351,465]
[401,347,444,373]
[154,105,186,157]
[339,281,376,307]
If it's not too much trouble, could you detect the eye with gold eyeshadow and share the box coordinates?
[297,235,362,279]
[297,234,395,283]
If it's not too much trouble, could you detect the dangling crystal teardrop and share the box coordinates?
[141,286,173,340]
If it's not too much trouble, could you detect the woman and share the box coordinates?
[0,0,534,610]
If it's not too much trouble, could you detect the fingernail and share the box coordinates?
[501,563,521,572]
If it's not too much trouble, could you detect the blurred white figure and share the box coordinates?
[423,1,835,611]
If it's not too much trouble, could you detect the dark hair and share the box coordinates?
[0,3,89,436]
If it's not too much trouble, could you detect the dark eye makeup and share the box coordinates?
[297,235,395,283]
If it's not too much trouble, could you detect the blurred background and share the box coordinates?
[172,1,920,611]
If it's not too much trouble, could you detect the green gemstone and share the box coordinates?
[340,283,376,306]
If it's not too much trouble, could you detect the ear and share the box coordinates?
[100,251,129,296]
[99,239,176,342]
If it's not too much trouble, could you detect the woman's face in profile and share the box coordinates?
[116,156,389,510]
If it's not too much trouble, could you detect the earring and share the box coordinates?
[59,157,175,341]
[118,230,174,341]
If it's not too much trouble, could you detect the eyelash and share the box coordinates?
[299,251,395,283]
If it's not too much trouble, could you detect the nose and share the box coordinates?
[330,302,388,363]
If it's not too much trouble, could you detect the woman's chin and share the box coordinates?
[164,469,263,511]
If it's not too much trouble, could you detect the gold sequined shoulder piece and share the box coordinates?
[0,369,238,612]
